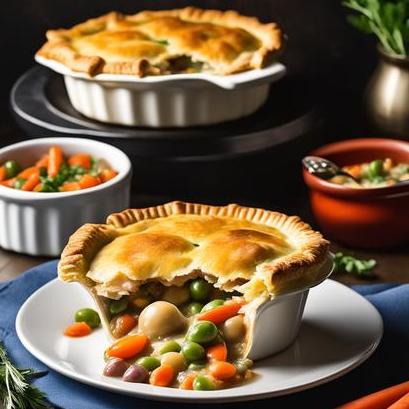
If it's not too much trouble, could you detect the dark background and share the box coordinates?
[0,0,381,209]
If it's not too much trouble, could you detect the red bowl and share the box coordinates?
[303,138,409,248]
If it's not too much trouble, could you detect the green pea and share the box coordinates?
[187,321,218,344]
[193,375,215,391]
[159,340,181,354]
[368,160,384,179]
[188,361,207,370]
[189,278,211,301]
[109,297,129,315]
[183,302,203,317]
[4,160,21,178]
[137,356,161,371]
[14,178,26,190]
[234,358,253,375]
[181,341,205,362]
[201,299,225,312]
[75,308,101,328]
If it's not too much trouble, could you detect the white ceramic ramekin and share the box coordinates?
[35,56,286,127]
[0,137,131,256]
[245,255,334,360]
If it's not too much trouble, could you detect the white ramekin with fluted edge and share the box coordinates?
[35,56,286,127]
[0,137,131,257]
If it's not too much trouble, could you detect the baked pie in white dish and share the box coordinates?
[58,200,332,389]
[35,8,286,127]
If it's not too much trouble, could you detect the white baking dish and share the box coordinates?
[35,56,286,127]
[0,138,131,256]
[245,254,334,360]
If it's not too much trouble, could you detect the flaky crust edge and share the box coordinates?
[58,201,330,296]
[35,7,282,76]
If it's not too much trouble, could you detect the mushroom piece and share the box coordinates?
[138,301,187,339]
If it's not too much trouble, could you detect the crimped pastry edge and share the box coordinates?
[58,201,330,299]
[36,7,282,76]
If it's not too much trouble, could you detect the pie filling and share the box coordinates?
[100,278,256,389]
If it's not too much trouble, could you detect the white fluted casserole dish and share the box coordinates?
[35,57,286,127]
[0,138,131,256]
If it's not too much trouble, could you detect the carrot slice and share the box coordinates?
[209,361,237,380]
[59,182,81,192]
[180,374,195,390]
[33,183,43,192]
[150,365,174,387]
[48,146,63,177]
[106,334,149,359]
[0,177,16,187]
[336,380,409,409]
[100,169,118,183]
[68,153,92,169]
[21,172,40,191]
[35,154,49,168]
[17,166,39,179]
[388,391,409,409]
[207,344,227,361]
[79,174,101,189]
[197,301,244,324]
[0,167,6,182]
[64,322,92,337]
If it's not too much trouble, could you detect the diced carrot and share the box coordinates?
[0,177,16,187]
[106,334,149,359]
[33,183,43,192]
[64,322,92,337]
[100,169,118,183]
[79,174,101,189]
[335,380,409,409]
[59,182,81,192]
[344,164,362,179]
[0,167,6,182]
[197,301,244,324]
[149,365,174,387]
[388,391,409,409]
[111,314,137,338]
[180,374,195,390]
[207,344,227,361]
[35,154,49,168]
[48,146,63,177]
[21,172,40,191]
[17,166,39,179]
[208,361,237,380]
[68,153,92,169]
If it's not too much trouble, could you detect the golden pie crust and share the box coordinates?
[58,202,329,301]
[36,7,282,76]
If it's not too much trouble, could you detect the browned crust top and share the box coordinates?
[58,201,329,296]
[36,7,282,77]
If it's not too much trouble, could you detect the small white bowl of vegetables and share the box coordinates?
[0,137,131,256]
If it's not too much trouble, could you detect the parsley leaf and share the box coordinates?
[343,0,409,56]
[334,252,377,278]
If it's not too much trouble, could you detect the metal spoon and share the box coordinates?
[302,156,359,182]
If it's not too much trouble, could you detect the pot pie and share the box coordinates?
[36,7,282,76]
[58,201,329,390]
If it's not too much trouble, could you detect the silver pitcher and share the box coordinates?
[365,46,409,138]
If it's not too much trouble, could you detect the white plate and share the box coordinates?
[16,278,383,403]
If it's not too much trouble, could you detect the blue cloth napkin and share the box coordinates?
[1,261,408,409]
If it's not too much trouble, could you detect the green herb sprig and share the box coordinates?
[334,252,377,278]
[0,342,48,409]
[343,0,409,56]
